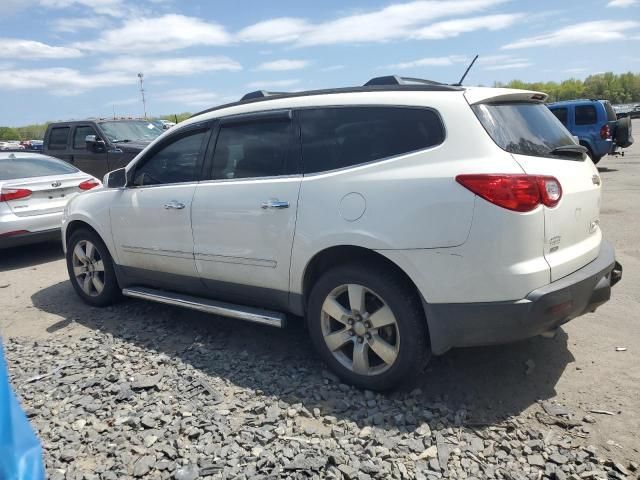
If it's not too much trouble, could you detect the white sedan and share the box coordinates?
[1,152,101,249]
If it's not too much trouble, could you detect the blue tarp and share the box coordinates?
[0,341,46,480]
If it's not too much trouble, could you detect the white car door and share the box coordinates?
[110,124,211,281]
[191,110,301,310]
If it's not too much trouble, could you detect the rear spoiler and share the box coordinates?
[464,88,548,105]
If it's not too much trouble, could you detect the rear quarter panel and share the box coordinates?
[289,92,523,296]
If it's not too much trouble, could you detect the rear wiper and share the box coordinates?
[549,144,587,157]
[113,139,132,143]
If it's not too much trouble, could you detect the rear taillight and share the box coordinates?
[456,174,562,212]
[600,124,611,140]
[0,188,32,202]
[79,179,100,190]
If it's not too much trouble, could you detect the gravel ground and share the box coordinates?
[1,120,640,479]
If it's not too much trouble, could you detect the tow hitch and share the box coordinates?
[611,261,623,287]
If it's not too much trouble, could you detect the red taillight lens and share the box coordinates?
[456,174,562,212]
[79,179,100,190]
[0,188,32,202]
[600,124,611,140]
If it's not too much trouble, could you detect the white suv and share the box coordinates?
[62,76,622,390]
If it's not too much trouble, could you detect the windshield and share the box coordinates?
[0,156,79,180]
[472,102,579,159]
[98,121,162,143]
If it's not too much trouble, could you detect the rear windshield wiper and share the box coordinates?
[549,144,587,157]
[113,139,133,143]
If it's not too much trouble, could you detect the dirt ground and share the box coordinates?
[1,121,639,467]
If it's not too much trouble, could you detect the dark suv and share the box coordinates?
[43,119,163,179]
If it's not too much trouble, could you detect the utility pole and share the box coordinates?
[137,72,147,119]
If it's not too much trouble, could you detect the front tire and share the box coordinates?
[66,229,121,307]
[307,264,429,391]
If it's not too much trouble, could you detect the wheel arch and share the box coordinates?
[299,245,431,338]
[64,219,117,262]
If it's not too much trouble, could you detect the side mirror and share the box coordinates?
[104,168,127,188]
[85,135,106,153]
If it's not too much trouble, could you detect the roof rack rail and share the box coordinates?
[364,75,447,87]
[240,90,287,101]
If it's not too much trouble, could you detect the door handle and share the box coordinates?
[261,199,289,209]
[164,201,185,210]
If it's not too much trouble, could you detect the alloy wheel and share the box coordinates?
[71,239,105,297]
[321,283,400,376]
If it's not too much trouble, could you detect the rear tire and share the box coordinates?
[66,228,121,307]
[307,264,429,391]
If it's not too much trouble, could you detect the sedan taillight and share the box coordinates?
[79,179,100,190]
[456,174,562,212]
[0,188,32,202]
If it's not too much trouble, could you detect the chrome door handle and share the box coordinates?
[164,201,185,210]
[261,199,289,209]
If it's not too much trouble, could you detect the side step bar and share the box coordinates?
[122,287,285,328]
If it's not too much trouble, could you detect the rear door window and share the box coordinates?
[472,102,577,158]
[575,105,597,125]
[211,120,294,179]
[48,127,70,150]
[299,107,445,174]
[549,107,568,127]
[73,126,99,149]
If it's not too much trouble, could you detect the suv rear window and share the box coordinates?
[48,127,70,150]
[575,105,597,125]
[472,103,576,158]
[300,107,445,174]
[602,101,617,122]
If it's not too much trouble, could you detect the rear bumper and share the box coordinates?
[0,228,61,249]
[425,240,620,355]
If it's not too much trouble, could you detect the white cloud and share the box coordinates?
[245,79,300,89]
[478,54,531,70]
[77,14,231,53]
[153,88,219,107]
[40,0,127,17]
[503,20,640,49]
[96,56,241,76]
[384,55,468,70]
[0,67,133,94]
[0,38,83,59]
[607,0,638,7]
[237,18,312,43]
[51,17,107,33]
[484,62,532,70]
[256,59,309,71]
[412,13,523,39]
[237,0,507,46]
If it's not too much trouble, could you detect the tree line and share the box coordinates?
[2,72,639,141]
[494,72,640,104]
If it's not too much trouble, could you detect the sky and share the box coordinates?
[0,0,639,126]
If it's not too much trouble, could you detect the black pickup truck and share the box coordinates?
[43,119,163,179]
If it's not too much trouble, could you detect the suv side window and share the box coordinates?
[73,126,98,149]
[132,129,207,186]
[575,105,597,125]
[299,107,445,174]
[48,127,70,150]
[550,107,568,127]
[211,120,293,179]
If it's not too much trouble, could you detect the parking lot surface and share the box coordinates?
[1,121,639,479]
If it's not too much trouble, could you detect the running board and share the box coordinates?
[122,287,285,328]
